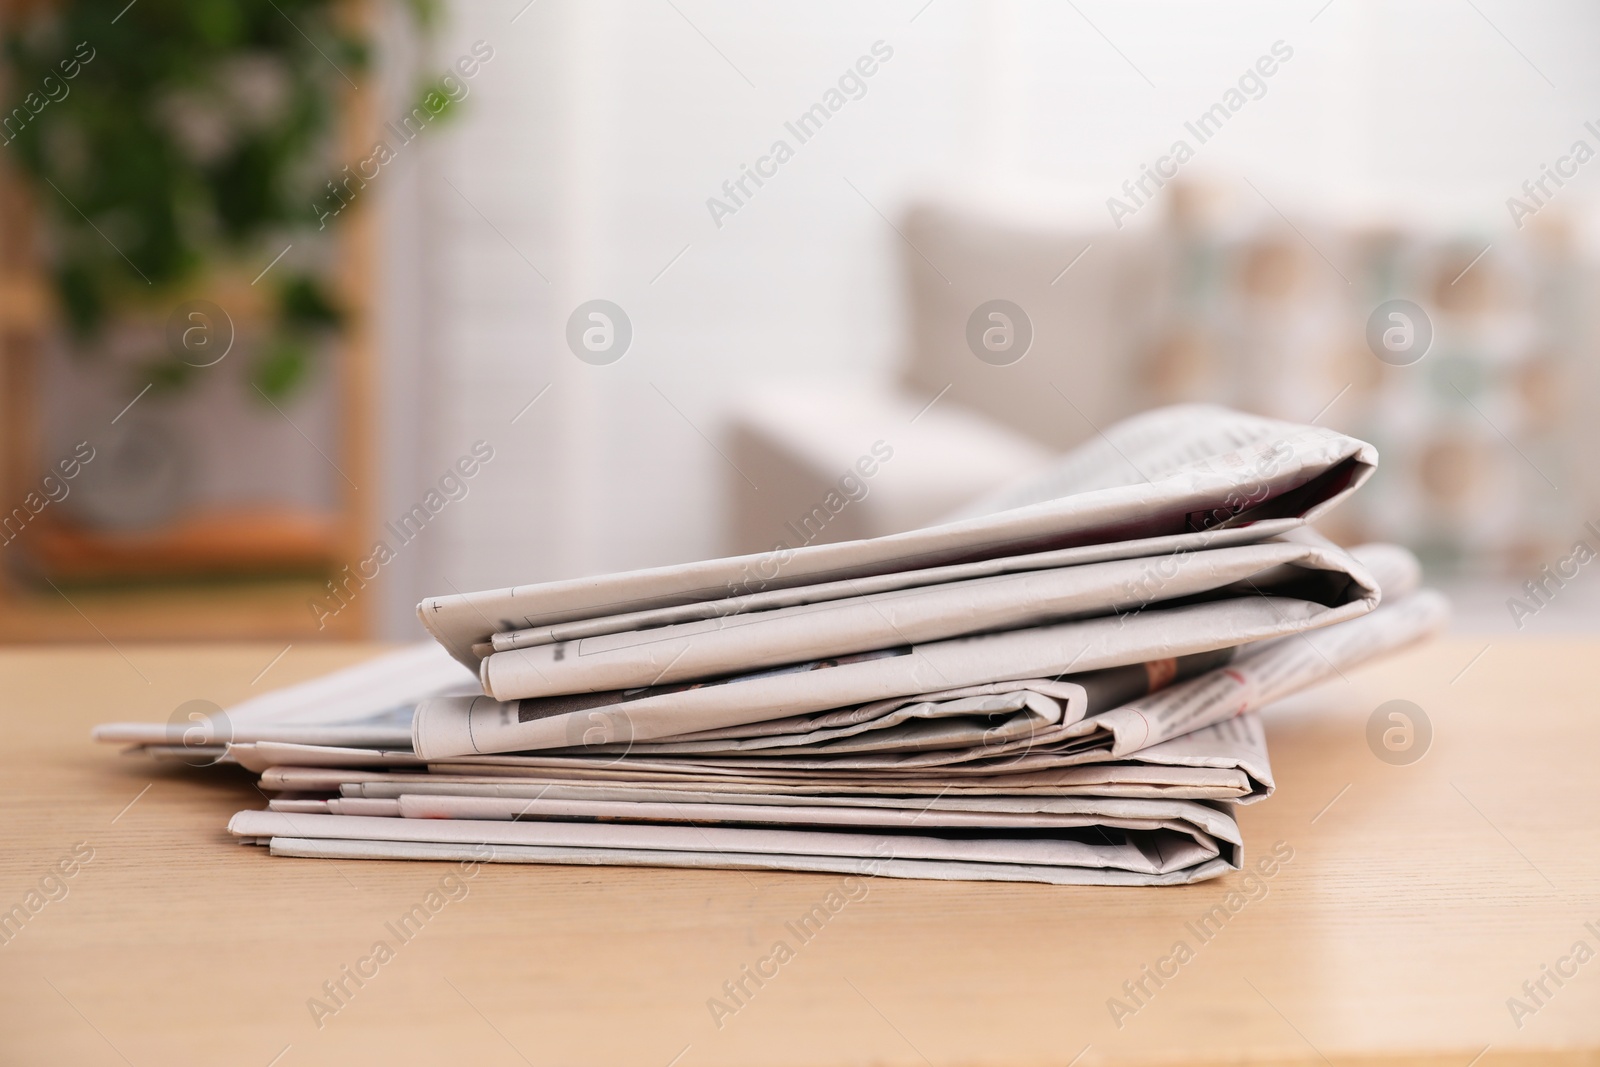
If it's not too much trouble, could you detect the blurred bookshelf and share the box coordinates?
[0,27,378,644]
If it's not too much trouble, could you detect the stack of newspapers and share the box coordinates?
[96,405,1449,885]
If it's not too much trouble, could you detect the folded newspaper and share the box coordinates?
[94,405,1449,885]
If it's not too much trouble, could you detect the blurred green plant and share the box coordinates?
[2,0,436,401]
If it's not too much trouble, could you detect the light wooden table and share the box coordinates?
[2,638,1597,1067]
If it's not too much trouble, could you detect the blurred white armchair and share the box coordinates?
[725,383,1051,554]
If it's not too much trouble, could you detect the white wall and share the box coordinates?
[370,0,1600,638]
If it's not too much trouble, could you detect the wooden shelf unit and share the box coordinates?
[0,16,378,643]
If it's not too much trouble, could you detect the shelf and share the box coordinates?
[15,508,343,582]
[0,13,378,643]
[0,274,48,334]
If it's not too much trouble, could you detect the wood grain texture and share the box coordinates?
[1,637,1597,1067]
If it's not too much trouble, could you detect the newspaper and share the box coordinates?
[554,651,1232,757]
[228,793,1245,886]
[486,527,1275,653]
[260,838,1239,887]
[479,536,1376,700]
[413,590,1371,758]
[88,541,1414,766]
[1056,588,1449,759]
[228,716,1268,801]
[410,712,1274,801]
[88,553,1434,817]
[422,590,1442,800]
[417,405,1378,668]
[225,589,1447,815]
[91,643,477,760]
[708,588,1446,775]
[85,404,1454,887]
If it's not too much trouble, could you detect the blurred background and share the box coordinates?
[2,0,1598,644]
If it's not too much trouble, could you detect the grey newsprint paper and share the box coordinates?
[95,406,1447,886]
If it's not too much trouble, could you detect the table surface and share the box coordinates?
[2,637,1597,1067]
